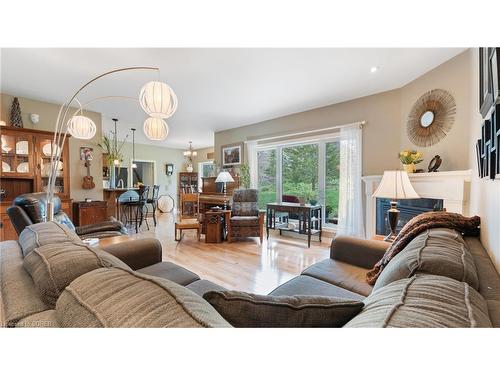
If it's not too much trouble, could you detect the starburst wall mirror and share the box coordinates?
[406,89,456,147]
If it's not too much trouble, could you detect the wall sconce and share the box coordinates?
[30,113,40,124]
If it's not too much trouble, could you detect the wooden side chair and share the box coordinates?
[175,192,201,241]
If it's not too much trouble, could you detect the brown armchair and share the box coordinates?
[7,192,127,239]
[227,189,264,243]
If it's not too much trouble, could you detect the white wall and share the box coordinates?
[467,48,500,272]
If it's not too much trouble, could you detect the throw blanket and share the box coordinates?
[366,211,480,285]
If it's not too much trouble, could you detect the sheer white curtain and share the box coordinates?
[245,140,258,188]
[337,124,365,238]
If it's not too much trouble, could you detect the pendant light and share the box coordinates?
[183,141,198,159]
[67,115,96,139]
[143,117,169,141]
[131,128,137,169]
[139,81,178,119]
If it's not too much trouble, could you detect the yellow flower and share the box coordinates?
[403,151,409,157]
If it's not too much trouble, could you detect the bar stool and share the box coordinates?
[147,184,160,226]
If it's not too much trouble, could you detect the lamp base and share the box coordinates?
[384,201,399,242]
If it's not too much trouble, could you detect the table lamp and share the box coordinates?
[372,170,420,241]
[215,171,234,210]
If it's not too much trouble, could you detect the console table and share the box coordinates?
[266,203,322,248]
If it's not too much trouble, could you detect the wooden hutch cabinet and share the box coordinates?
[0,126,72,241]
[178,172,198,210]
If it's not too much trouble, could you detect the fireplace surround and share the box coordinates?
[362,170,471,239]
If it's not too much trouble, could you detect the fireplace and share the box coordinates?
[362,170,471,239]
[375,198,443,236]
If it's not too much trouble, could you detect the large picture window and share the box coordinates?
[257,136,340,227]
[257,149,276,209]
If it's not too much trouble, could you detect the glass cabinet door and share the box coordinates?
[37,136,67,197]
[1,134,16,174]
[1,133,33,176]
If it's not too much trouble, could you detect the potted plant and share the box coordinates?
[239,163,250,189]
[399,150,423,173]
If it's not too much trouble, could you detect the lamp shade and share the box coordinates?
[372,170,420,200]
[67,115,96,139]
[139,81,178,119]
[215,171,234,183]
[143,117,169,141]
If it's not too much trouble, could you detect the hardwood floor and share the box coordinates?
[100,212,330,294]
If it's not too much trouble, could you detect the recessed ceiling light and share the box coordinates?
[370,66,378,73]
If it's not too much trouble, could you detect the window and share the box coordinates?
[257,149,276,209]
[282,144,318,203]
[256,136,340,227]
[198,160,214,187]
[132,161,155,187]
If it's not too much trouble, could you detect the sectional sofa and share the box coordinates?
[1,221,499,327]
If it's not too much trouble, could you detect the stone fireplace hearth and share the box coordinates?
[362,170,472,239]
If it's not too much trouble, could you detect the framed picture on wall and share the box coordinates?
[221,142,243,166]
[79,147,93,161]
[479,47,494,118]
[476,139,483,178]
[491,49,499,103]
[495,107,500,178]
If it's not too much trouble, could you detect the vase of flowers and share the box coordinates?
[399,150,423,173]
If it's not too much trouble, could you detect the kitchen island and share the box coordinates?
[103,188,139,220]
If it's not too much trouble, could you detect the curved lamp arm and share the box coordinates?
[46,66,159,221]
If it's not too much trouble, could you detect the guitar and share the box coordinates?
[82,160,95,189]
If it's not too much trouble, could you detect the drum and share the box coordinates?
[157,194,175,213]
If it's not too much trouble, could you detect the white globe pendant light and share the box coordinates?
[139,81,178,119]
[143,117,169,141]
[67,115,96,139]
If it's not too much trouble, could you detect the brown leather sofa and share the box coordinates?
[1,221,499,327]
[7,192,127,239]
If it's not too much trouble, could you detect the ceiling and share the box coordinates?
[0,48,465,149]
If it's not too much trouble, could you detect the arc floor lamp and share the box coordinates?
[46,66,178,221]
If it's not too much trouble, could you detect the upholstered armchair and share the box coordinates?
[227,189,264,243]
[7,192,127,239]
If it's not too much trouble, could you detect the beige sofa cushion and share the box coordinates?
[56,267,231,328]
[302,259,373,296]
[345,275,492,328]
[204,290,363,327]
[19,221,82,257]
[374,229,479,291]
[23,242,130,308]
[0,240,49,327]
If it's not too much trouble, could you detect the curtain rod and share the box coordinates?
[244,120,365,144]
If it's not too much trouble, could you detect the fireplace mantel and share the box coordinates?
[362,170,472,239]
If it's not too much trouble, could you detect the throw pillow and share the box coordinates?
[23,241,130,308]
[203,290,363,327]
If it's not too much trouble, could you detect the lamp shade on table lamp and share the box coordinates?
[372,171,420,241]
[216,171,234,210]
[215,171,235,184]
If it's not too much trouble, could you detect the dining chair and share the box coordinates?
[120,186,150,233]
[175,192,201,241]
[147,184,160,226]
